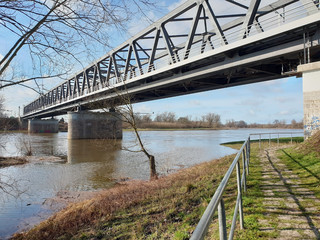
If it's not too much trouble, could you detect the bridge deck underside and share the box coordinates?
[22,0,320,119]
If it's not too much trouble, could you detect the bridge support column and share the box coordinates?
[68,111,122,139]
[298,61,320,138]
[28,119,59,133]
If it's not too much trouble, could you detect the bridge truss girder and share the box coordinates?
[23,0,320,118]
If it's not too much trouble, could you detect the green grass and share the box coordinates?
[224,142,275,240]
[222,137,304,145]
[224,139,320,239]
[277,147,320,199]
[14,137,320,240]
[231,139,320,239]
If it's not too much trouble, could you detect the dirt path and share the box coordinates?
[258,147,320,239]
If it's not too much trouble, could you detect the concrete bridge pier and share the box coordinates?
[67,111,122,139]
[298,61,320,138]
[28,118,59,133]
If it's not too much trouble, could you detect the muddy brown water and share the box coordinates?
[0,129,302,239]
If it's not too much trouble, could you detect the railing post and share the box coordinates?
[242,149,247,192]
[243,148,248,176]
[291,133,293,144]
[246,143,249,175]
[259,134,261,149]
[218,199,227,240]
[277,133,279,145]
[236,161,244,229]
[269,133,271,147]
[248,137,251,162]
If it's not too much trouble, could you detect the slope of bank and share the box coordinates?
[12,133,319,240]
[13,153,236,240]
[237,133,320,239]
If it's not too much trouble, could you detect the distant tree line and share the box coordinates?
[0,111,303,131]
[123,111,303,129]
[0,117,20,131]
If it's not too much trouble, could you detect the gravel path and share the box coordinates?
[258,147,320,239]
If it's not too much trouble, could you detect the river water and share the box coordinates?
[0,129,303,238]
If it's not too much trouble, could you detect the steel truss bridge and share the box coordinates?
[23,0,320,119]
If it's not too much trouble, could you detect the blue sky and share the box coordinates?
[0,0,304,124]
[133,77,303,124]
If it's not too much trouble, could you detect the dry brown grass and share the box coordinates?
[13,155,233,240]
[298,130,320,155]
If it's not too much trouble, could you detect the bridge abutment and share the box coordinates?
[68,111,122,139]
[298,61,320,138]
[28,119,59,133]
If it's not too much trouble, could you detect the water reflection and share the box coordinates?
[67,139,122,163]
[67,139,123,189]
[0,129,303,239]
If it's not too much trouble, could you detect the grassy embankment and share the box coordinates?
[277,131,320,201]
[13,135,320,240]
[232,134,320,239]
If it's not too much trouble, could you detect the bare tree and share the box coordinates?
[177,116,192,124]
[0,0,157,91]
[225,119,236,128]
[202,113,221,128]
[0,95,5,117]
[118,97,157,180]
[0,173,24,199]
[95,87,158,180]
[0,0,159,196]
[236,120,247,128]
[154,111,176,122]
[141,114,152,123]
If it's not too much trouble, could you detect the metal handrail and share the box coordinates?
[190,131,304,240]
[250,131,304,148]
[191,136,250,240]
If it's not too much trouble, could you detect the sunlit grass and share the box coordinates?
[13,135,320,240]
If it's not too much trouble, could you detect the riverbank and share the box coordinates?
[0,157,27,167]
[12,152,237,239]
[12,133,320,240]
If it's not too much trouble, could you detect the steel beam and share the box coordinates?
[22,0,320,118]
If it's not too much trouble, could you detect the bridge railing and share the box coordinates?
[190,131,304,240]
[23,1,319,116]
[141,1,317,75]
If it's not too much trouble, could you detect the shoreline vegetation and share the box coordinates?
[12,133,319,240]
[0,157,27,168]
[0,112,304,133]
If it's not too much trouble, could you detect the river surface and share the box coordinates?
[0,129,303,238]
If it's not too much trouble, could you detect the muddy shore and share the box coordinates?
[0,157,28,167]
